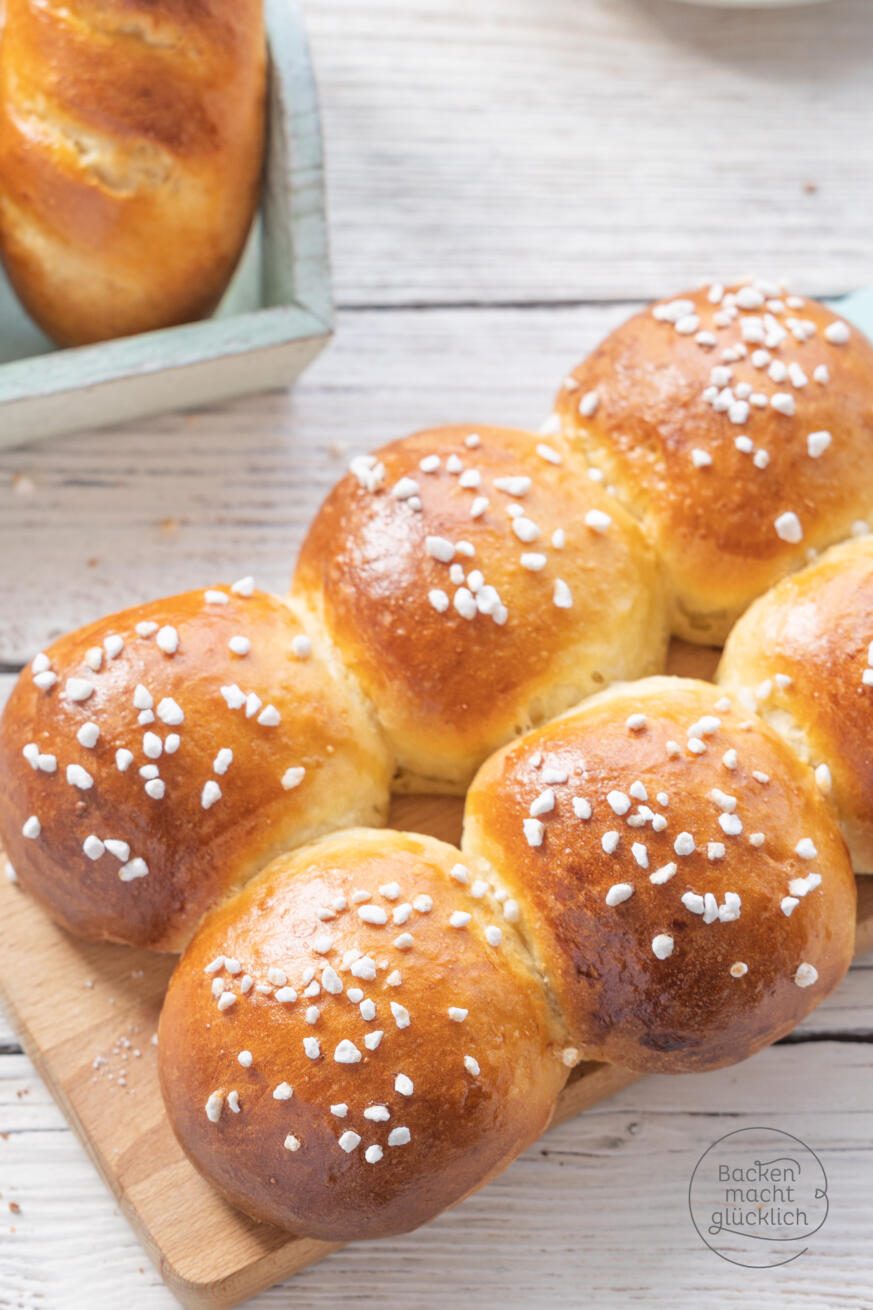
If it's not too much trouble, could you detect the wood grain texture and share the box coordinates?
[0,301,634,662]
[304,0,873,307]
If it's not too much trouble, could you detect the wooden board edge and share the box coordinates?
[853,874,873,955]
[158,1237,341,1310]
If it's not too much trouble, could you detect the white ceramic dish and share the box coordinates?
[0,0,332,450]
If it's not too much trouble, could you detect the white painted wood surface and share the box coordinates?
[305,0,873,307]
[0,302,633,661]
[1,0,872,1306]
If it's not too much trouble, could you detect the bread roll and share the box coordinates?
[718,534,873,873]
[554,280,873,643]
[0,0,265,345]
[293,424,669,793]
[0,586,392,951]
[158,829,568,1241]
[463,676,856,1073]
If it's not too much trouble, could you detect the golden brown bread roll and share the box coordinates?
[292,424,669,793]
[0,0,265,345]
[718,535,873,873]
[463,676,856,1073]
[0,585,392,950]
[554,280,873,644]
[158,829,569,1241]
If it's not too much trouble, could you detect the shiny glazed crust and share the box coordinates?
[718,535,873,873]
[0,0,265,345]
[554,281,873,643]
[293,425,669,793]
[158,829,569,1241]
[463,677,856,1072]
[0,587,393,950]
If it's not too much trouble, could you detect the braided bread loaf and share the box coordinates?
[0,280,869,1243]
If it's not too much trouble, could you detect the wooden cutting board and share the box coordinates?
[1,643,871,1309]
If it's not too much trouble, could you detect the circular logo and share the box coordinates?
[689,1127,829,1268]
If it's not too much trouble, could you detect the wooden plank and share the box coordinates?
[304,0,873,306]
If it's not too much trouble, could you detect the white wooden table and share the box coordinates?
[1,1,872,1305]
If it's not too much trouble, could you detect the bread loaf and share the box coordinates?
[293,424,669,792]
[554,281,873,643]
[0,585,392,950]
[463,677,856,1073]
[158,828,569,1240]
[718,534,873,873]
[0,0,265,345]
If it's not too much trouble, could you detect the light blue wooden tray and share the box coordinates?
[0,0,332,449]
